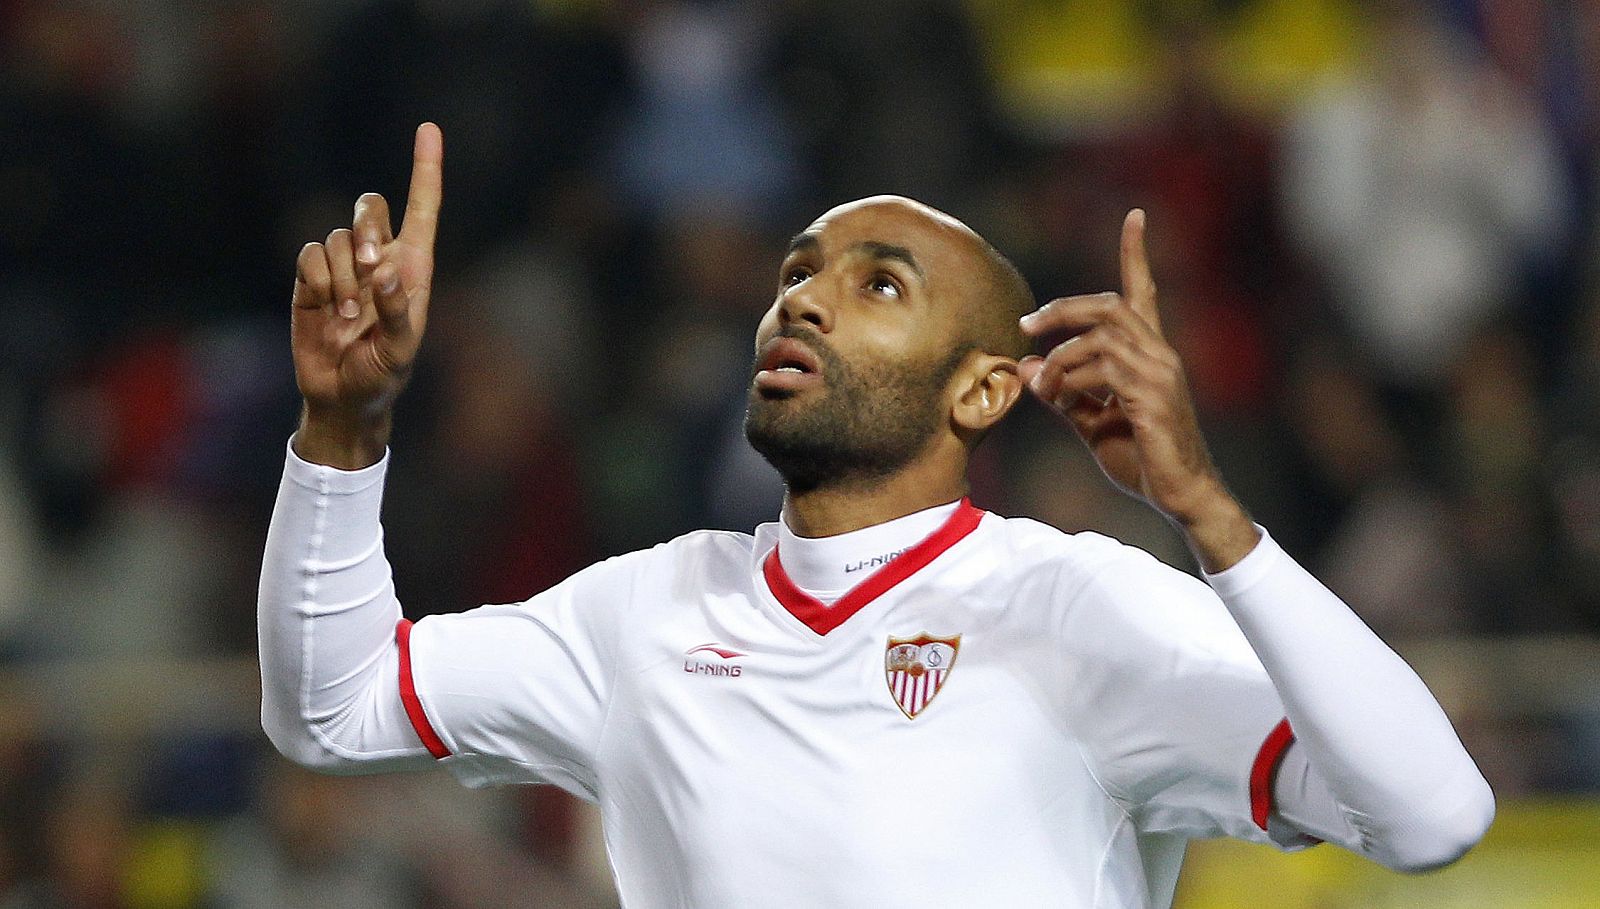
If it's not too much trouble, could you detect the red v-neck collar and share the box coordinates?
[763,498,984,636]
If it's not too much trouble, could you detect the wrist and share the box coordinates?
[294,405,392,470]
[1169,483,1259,574]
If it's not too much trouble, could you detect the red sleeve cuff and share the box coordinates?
[1250,718,1295,831]
[396,618,451,759]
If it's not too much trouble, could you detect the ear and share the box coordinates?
[950,354,1025,437]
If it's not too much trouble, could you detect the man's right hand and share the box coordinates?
[291,123,443,469]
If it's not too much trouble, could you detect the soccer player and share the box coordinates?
[260,124,1494,907]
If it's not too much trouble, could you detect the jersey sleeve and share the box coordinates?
[1058,538,1312,848]
[402,551,645,798]
[1201,528,1493,870]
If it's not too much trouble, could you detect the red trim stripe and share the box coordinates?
[1250,718,1295,830]
[396,618,450,759]
[763,499,984,636]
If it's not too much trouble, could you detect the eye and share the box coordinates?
[868,274,901,298]
[783,267,812,288]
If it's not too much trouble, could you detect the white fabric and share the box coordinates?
[260,441,1493,909]
[775,498,960,601]
[257,443,432,775]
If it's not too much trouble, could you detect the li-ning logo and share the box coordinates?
[684,643,744,677]
[845,547,910,575]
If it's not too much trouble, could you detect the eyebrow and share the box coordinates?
[782,233,926,283]
[785,232,820,256]
[853,241,924,283]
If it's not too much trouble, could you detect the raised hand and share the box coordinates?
[291,123,443,469]
[1016,210,1258,570]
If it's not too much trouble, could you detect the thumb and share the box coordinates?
[1017,355,1044,391]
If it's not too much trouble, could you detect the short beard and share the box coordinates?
[745,330,973,494]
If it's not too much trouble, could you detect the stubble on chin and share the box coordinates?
[744,345,969,493]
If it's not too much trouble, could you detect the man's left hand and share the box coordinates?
[1017,209,1260,572]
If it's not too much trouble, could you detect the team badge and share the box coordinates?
[884,634,960,719]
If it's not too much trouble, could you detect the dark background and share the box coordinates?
[1,0,1597,905]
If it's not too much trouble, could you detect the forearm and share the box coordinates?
[258,436,433,772]
[1206,531,1494,871]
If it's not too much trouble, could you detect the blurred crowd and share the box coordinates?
[2,0,1599,906]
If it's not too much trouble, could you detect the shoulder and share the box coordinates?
[649,528,762,601]
[983,512,1248,654]
[655,527,757,558]
[980,512,1181,592]
[532,528,759,609]
[559,528,756,584]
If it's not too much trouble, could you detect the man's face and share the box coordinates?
[744,197,985,492]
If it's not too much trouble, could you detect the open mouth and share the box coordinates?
[753,336,825,394]
[756,337,822,376]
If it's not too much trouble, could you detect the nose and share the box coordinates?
[778,279,833,333]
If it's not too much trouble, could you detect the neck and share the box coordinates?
[782,454,968,537]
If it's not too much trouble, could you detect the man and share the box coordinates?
[261,124,1493,907]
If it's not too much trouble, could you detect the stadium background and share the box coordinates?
[1,0,1598,905]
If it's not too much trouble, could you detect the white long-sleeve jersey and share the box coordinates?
[259,442,1493,908]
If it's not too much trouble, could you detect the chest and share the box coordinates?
[601,578,1093,800]
[591,580,1130,907]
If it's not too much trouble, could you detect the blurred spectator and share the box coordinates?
[41,781,134,909]
[384,300,594,616]
[1280,341,1475,636]
[771,0,1005,210]
[1443,327,1571,631]
[209,761,422,909]
[611,1,799,219]
[0,447,39,651]
[0,699,52,909]
[293,0,631,265]
[1551,268,1600,627]
[1281,2,1573,392]
[968,0,1364,130]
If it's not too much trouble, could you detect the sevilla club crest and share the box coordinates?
[884,634,961,719]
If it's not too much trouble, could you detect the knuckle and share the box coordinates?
[1102,328,1127,351]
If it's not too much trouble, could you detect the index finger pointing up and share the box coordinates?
[398,122,444,249]
[1119,208,1161,332]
